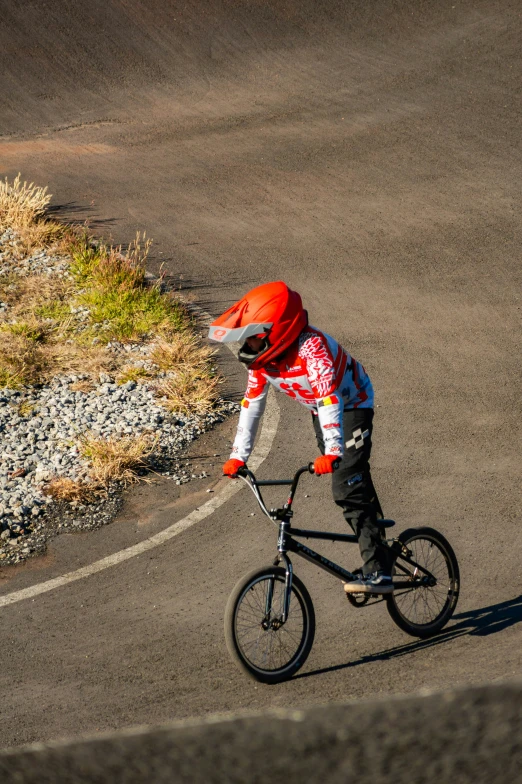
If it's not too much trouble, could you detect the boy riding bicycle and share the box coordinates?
[209,281,393,594]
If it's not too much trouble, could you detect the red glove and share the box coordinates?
[313,455,339,475]
[223,458,245,477]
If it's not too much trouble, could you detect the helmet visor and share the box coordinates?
[208,322,272,343]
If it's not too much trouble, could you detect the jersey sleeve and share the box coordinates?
[230,370,269,462]
[300,332,345,457]
[316,395,344,457]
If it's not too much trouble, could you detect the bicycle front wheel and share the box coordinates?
[387,527,460,638]
[224,566,315,684]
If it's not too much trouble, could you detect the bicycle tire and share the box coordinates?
[224,566,315,684]
[386,526,460,638]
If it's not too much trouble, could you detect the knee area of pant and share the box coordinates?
[344,471,364,489]
[333,472,366,499]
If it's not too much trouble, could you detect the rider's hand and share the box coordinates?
[223,458,245,477]
[313,454,339,475]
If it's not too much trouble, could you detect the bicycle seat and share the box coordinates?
[376,518,395,528]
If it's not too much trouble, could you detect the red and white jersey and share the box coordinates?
[230,326,374,462]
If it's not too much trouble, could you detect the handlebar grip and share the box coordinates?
[308,459,341,474]
[236,465,249,478]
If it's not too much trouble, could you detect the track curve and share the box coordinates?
[0,0,521,747]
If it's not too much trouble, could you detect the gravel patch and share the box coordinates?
[0,376,236,566]
[0,228,70,277]
[0,230,237,566]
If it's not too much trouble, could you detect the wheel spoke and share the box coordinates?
[234,575,306,672]
[390,532,458,632]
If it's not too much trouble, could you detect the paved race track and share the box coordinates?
[0,0,521,748]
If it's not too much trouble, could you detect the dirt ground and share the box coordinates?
[0,0,520,748]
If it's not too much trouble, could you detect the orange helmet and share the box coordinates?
[208,281,307,368]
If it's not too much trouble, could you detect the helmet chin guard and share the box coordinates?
[208,281,307,369]
[237,337,270,365]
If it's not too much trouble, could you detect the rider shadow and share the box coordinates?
[294,594,522,680]
[47,202,117,233]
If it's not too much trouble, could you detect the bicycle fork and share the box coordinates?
[267,521,293,625]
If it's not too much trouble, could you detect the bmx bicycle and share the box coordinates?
[225,463,460,684]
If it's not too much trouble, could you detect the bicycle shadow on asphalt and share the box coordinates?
[294,594,522,680]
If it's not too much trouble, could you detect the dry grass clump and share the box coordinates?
[17,400,36,417]
[0,272,68,387]
[0,332,49,387]
[157,372,221,416]
[0,174,67,251]
[44,341,115,380]
[80,432,159,487]
[0,174,51,229]
[44,433,159,501]
[152,335,222,415]
[69,379,95,393]
[115,365,152,385]
[43,477,98,503]
[151,332,215,370]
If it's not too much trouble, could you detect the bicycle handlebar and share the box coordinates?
[235,459,341,521]
[236,459,340,482]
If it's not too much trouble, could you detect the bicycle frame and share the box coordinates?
[237,465,438,624]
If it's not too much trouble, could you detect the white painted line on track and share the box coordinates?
[0,302,280,609]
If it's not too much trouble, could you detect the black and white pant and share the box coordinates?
[313,408,387,576]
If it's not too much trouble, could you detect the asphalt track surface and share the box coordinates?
[0,0,521,749]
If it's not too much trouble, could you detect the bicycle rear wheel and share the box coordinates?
[386,527,460,638]
[224,566,315,684]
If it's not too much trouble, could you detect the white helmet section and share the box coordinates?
[208,323,273,343]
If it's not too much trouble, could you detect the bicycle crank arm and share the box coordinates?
[392,577,437,590]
